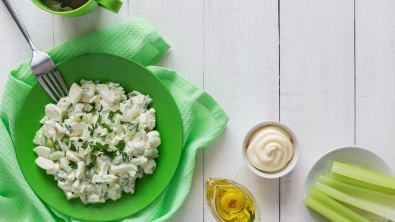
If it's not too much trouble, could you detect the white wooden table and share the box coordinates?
[1,0,394,221]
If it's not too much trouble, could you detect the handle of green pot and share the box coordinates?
[95,0,123,13]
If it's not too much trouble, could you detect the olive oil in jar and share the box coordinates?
[205,178,262,222]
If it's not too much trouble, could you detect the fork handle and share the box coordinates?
[2,0,36,51]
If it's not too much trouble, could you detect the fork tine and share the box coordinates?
[42,74,61,99]
[48,71,65,97]
[52,68,69,94]
[37,76,58,102]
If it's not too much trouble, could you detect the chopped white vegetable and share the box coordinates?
[35,157,55,170]
[45,104,63,122]
[33,80,160,204]
[66,150,82,163]
[69,83,83,105]
[33,146,51,158]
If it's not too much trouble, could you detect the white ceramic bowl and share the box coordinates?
[242,121,301,179]
[304,146,394,222]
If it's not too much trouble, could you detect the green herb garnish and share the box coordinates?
[95,114,102,129]
[65,124,72,132]
[63,135,70,145]
[88,127,94,137]
[108,110,123,119]
[86,102,96,114]
[69,161,78,169]
[100,123,113,133]
[70,143,77,152]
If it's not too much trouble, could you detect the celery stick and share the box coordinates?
[330,172,395,195]
[316,176,395,221]
[304,188,370,222]
[330,161,395,195]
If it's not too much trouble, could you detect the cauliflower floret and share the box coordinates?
[147,131,161,148]
[138,108,156,130]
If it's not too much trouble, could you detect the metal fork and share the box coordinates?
[2,0,69,102]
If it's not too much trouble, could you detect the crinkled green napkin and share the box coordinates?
[0,18,228,222]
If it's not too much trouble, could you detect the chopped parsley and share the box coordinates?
[108,110,123,119]
[122,152,129,162]
[69,161,78,169]
[81,142,88,149]
[95,114,102,129]
[65,124,72,132]
[98,105,103,112]
[78,138,83,142]
[63,135,70,146]
[70,142,77,152]
[87,154,99,170]
[88,127,94,137]
[79,115,83,120]
[116,140,126,152]
[100,123,113,133]
[101,148,117,161]
[86,102,96,114]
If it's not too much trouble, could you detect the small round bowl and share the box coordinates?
[242,121,301,179]
[304,146,394,222]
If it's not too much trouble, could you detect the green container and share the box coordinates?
[31,0,123,17]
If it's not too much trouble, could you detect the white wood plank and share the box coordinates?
[203,1,279,221]
[53,1,129,45]
[280,0,354,221]
[0,0,53,101]
[355,1,395,173]
[129,1,204,221]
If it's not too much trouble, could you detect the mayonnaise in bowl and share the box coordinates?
[242,121,300,179]
[246,126,294,173]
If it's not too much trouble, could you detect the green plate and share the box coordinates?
[15,54,183,221]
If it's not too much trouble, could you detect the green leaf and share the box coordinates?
[100,123,113,133]
[70,143,77,152]
[116,140,125,152]
[78,138,83,142]
[95,114,102,129]
[108,110,123,119]
[86,102,96,114]
[69,161,78,169]
[81,142,88,149]
[65,124,72,132]
[122,152,129,162]
[88,127,94,137]
[63,135,70,146]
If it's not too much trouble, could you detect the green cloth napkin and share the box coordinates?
[0,18,228,222]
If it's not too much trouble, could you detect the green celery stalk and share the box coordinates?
[304,187,370,222]
[316,176,395,221]
[329,161,395,195]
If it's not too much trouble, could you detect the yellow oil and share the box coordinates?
[205,178,258,222]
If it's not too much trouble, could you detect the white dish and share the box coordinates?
[241,121,300,179]
[304,146,394,222]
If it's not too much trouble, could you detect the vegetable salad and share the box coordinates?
[33,80,160,204]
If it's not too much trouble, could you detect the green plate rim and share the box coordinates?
[14,53,183,221]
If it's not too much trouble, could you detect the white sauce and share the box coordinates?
[246,126,294,173]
